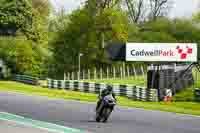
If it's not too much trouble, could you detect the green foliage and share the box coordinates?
[50,6,129,77]
[0,0,51,77]
[173,88,195,102]
[31,0,51,17]
[48,9,70,32]
[95,8,129,42]
[0,0,32,37]
[31,0,51,43]
[50,1,200,78]
[0,0,50,43]
[1,0,200,79]
[128,17,200,44]
[0,37,48,77]
[171,19,200,43]
[193,11,200,22]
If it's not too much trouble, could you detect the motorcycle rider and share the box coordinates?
[96,85,116,111]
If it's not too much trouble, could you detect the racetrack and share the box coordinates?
[0,119,56,133]
[0,92,200,133]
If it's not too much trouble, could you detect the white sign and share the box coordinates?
[126,43,198,62]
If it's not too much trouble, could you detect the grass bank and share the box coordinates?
[0,81,200,116]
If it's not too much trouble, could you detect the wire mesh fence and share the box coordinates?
[65,64,147,80]
[63,63,200,90]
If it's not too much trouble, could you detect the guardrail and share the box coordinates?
[13,74,39,85]
[47,79,159,102]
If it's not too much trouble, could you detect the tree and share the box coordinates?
[125,0,145,23]
[171,19,200,43]
[129,17,200,44]
[123,0,172,23]
[0,0,32,36]
[128,17,176,42]
[50,4,129,78]
[0,0,51,76]
[48,8,70,32]
[31,0,51,16]
[0,37,45,76]
[149,0,172,20]
[96,0,121,9]
[193,12,200,23]
[0,0,51,42]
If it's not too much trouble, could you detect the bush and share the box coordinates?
[173,88,195,101]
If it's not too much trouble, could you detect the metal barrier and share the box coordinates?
[47,79,159,102]
[13,75,39,85]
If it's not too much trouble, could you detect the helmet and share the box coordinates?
[107,85,113,92]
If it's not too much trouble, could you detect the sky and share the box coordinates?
[50,0,200,18]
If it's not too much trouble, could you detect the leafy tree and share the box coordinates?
[125,0,145,23]
[148,0,172,20]
[123,0,173,23]
[0,0,51,77]
[129,17,200,43]
[48,8,69,33]
[0,0,51,42]
[128,17,175,42]
[193,11,200,22]
[170,19,200,43]
[0,38,36,75]
[0,0,32,37]
[31,0,51,16]
[50,4,129,78]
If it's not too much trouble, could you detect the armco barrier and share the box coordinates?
[47,79,159,102]
[13,75,39,85]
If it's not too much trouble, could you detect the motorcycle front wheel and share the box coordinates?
[95,103,104,122]
[102,108,112,123]
[96,116,101,122]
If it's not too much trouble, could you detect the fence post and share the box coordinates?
[107,67,109,79]
[67,72,70,80]
[127,65,130,78]
[88,69,90,80]
[72,72,74,80]
[77,71,79,80]
[133,65,137,79]
[94,67,97,79]
[120,65,123,79]
[82,69,85,80]
[113,66,116,79]
[64,72,66,81]
[100,67,103,80]
[197,69,199,85]
[123,62,126,78]
[141,65,145,80]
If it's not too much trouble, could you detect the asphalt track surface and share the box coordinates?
[0,92,200,133]
[0,120,55,133]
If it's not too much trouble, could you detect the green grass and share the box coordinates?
[0,81,200,116]
[82,76,146,86]
[0,81,97,102]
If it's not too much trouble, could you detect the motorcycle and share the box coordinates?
[95,94,116,122]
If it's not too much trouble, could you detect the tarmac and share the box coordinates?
[0,120,55,133]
